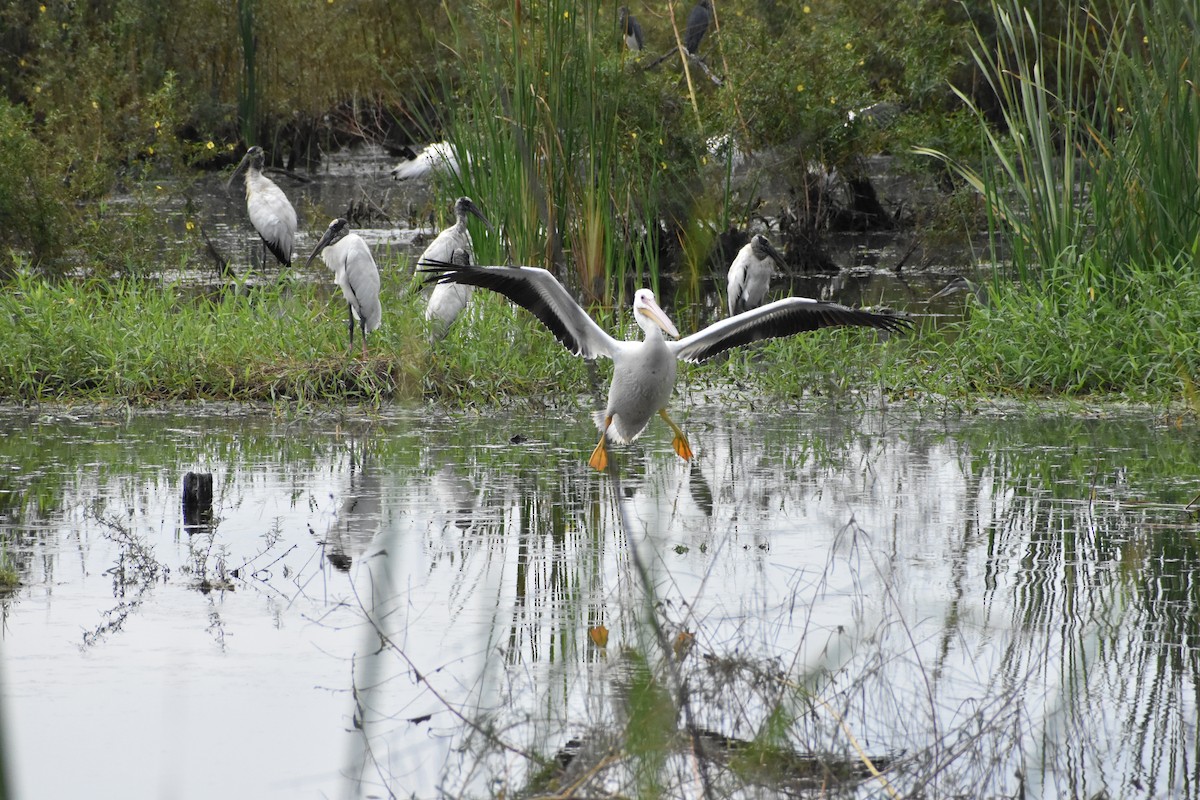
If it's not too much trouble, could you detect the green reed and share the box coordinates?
[436,0,714,303]
[911,0,1200,401]
[915,1,1091,284]
[920,0,1199,281]
[1084,0,1200,274]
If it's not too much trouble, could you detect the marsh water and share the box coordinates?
[147,143,988,311]
[3,402,1200,798]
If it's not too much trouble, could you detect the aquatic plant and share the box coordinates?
[0,558,18,595]
[0,100,70,273]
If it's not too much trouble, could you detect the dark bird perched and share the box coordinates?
[619,6,645,51]
[420,197,494,338]
[227,145,298,269]
[684,0,713,54]
[727,234,787,316]
[306,218,382,355]
[420,260,911,470]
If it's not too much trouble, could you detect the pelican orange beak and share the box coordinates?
[637,292,681,339]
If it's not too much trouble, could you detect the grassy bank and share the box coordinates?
[0,267,907,406]
[3,261,1199,409]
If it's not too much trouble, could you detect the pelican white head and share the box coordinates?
[632,289,680,339]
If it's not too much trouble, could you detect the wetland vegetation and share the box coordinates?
[2,0,1200,797]
[1,0,1197,406]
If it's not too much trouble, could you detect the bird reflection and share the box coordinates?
[688,460,715,517]
[430,464,479,533]
[327,440,383,572]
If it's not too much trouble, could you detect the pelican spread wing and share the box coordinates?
[420,259,912,470]
[420,261,618,359]
[672,297,911,363]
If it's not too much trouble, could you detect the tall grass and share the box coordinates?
[919,0,1198,287]
[436,0,716,304]
[915,1,1093,284]
[236,0,259,145]
[913,0,1200,400]
[1086,1,1200,273]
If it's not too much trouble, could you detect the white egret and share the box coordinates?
[420,261,911,470]
[227,145,298,269]
[619,6,645,51]
[306,218,381,355]
[419,197,493,337]
[390,142,462,182]
[727,234,787,316]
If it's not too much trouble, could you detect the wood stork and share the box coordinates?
[929,276,990,307]
[619,6,645,51]
[727,234,787,316]
[390,142,462,181]
[419,197,493,338]
[420,260,911,470]
[306,218,382,355]
[227,145,298,269]
[684,0,712,54]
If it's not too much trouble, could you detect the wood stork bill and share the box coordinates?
[227,145,298,269]
[727,234,787,316]
[390,142,462,181]
[420,261,911,471]
[306,218,382,355]
[684,0,712,54]
[619,6,645,51]
[419,197,494,338]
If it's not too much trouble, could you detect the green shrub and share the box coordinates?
[0,100,70,272]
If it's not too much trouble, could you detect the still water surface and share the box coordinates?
[1,403,1198,798]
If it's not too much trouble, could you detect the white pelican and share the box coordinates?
[306,218,381,354]
[619,6,645,51]
[227,145,298,269]
[684,0,712,54]
[420,261,911,470]
[419,196,493,338]
[727,234,787,316]
[390,142,462,181]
